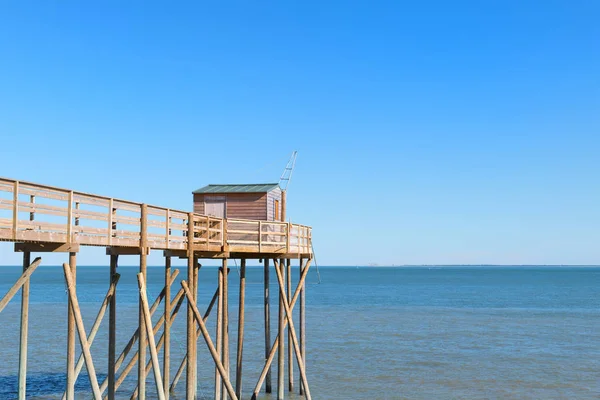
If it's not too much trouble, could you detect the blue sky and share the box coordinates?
[0,1,599,266]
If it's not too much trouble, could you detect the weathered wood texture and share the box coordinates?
[267,187,283,222]
[194,192,269,220]
[18,252,31,400]
[0,177,311,256]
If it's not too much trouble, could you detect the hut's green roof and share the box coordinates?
[193,183,280,194]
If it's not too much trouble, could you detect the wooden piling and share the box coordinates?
[299,257,306,396]
[251,259,312,399]
[235,259,246,399]
[222,259,230,400]
[108,254,118,400]
[215,267,223,400]
[264,258,272,393]
[18,251,31,400]
[287,258,293,392]
[66,252,77,400]
[185,212,195,400]
[192,258,199,396]
[273,263,311,400]
[138,204,148,400]
[163,256,171,400]
[277,259,285,400]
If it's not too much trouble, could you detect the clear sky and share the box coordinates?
[0,1,599,266]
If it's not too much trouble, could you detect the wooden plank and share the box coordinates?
[17,201,68,216]
[15,243,79,253]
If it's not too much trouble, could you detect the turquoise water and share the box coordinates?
[0,265,599,399]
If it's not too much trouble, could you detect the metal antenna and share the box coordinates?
[279,151,297,191]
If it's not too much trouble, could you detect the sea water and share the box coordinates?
[0,266,598,399]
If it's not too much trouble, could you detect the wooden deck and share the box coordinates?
[0,177,312,257]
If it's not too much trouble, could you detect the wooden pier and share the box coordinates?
[0,177,313,400]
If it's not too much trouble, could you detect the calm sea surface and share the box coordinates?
[0,265,598,399]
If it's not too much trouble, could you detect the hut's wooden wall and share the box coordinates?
[226,193,267,220]
[193,193,205,214]
[193,193,268,220]
[267,187,283,221]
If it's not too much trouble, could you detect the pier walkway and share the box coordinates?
[0,176,313,400]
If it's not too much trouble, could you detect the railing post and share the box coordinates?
[12,181,18,240]
[67,191,73,243]
[74,202,80,227]
[186,212,196,400]
[286,223,291,253]
[29,195,35,222]
[138,204,148,400]
[222,219,228,250]
[259,221,262,253]
[165,209,170,249]
[206,215,210,250]
[108,199,114,246]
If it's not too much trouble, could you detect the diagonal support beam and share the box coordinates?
[63,263,103,400]
[99,269,179,395]
[272,260,312,400]
[137,273,166,400]
[181,280,239,400]
[252,259,312,399]
[60,274,120,400]
[108,288,185,399]
[0,257,42,313]
[130,286,189,400]
[169,278,221,394]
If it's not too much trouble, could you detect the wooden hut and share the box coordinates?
[193,183,285,221]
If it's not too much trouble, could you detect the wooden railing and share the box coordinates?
[0,177,312,255]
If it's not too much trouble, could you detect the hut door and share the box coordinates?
[205,195,226,218]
